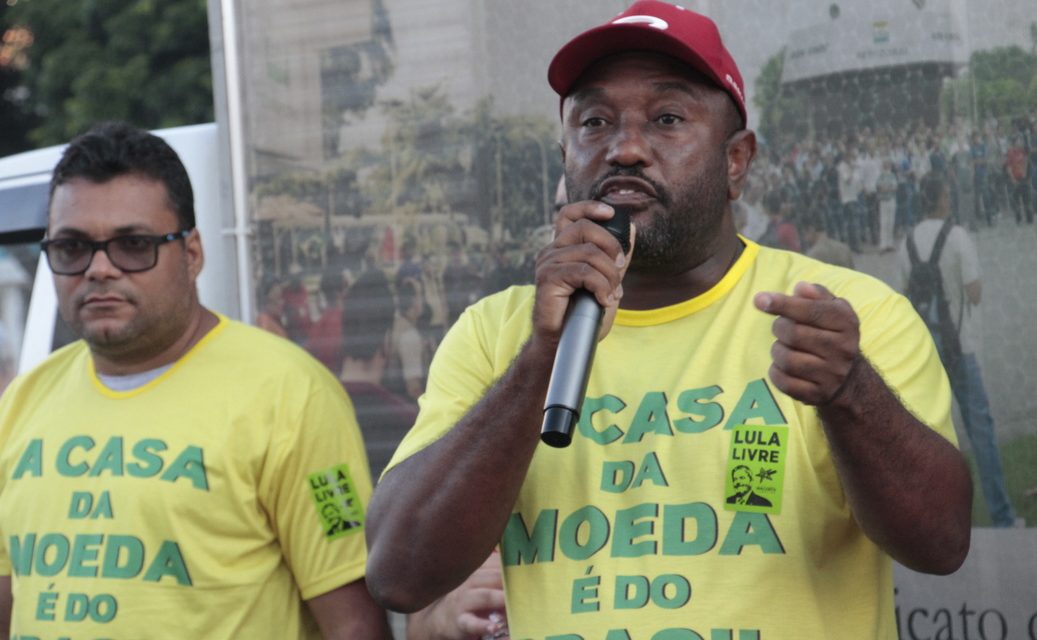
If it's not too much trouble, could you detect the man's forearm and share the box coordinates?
[0,575,10,639]
[307,580,392,640]
[367,339,553,612]
[818,357,972,574]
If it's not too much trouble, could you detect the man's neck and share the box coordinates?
[91,307,220,376]
[620,230,745,311]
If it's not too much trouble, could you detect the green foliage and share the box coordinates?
[4,0,212,147]
[464,98,562,240]
[372,84,465,215]
[967,433,1037,527]
[752,49,807,148]
[357,85,563,241]
[944,45,1037,122]
[253,166,366,218]
[972,46,1037,88]
[319,0,395,158]
[0,9,38,155]
[255,88,562,249]
[255,173,328,207]
[977,78,1029,119]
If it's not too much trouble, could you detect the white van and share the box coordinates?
[0,123,240,382]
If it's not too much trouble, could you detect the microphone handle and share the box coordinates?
[540,290,603,448]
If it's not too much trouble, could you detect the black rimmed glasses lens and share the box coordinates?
[41,229,193,276]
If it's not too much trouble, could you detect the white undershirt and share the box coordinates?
[97,363,174,391]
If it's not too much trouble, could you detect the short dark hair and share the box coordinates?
[396,277,421,314]
[50,121,196,230]
[918,172,948,216]
[320,270,346,301]
[342,269,395,362]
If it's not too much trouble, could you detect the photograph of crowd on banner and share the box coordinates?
[243,1,1036,529]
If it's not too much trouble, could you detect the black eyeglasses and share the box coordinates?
[41,229,193,276]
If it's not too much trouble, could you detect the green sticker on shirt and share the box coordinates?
[724,424,788,514]
[308,464,365,540]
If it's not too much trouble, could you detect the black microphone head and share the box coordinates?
[598,205,632,253]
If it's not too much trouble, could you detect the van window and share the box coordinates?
[0,181,48,242]
[0,180,64,391]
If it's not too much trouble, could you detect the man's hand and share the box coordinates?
[753,281,860,406]
[533,201,635,348]
[408,551,508,640]
[368,204,634,612]
[757,281,972,574]
[0,575,10,639]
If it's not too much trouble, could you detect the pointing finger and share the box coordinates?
[754,288,856,332]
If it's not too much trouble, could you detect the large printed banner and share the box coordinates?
[232,2,1037,638]
[783,7,967,83]
[895,531,1037,640]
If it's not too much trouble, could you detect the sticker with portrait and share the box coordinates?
[724,424,788,514]
[308,463,365,540]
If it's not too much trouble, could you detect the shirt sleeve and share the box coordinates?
[258,364,375,600]
[895,241,911,292]
[383,289,533,476]
[956,228,981,287]
[398,328,425,381]
[856,289,957,445]
[0,375,21,577]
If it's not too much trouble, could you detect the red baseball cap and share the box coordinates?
[548,0,747,127]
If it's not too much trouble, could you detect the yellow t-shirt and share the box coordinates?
[388,241,955,640]
[0,316,373,639]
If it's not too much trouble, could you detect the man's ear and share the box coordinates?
[726,130,757,201]
[559,96,573,163]
[185,228,205,280]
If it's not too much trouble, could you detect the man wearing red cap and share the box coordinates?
[368,3,971,638]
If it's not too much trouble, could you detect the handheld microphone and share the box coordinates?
[540,205,631,448]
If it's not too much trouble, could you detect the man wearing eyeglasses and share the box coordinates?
[0,122,391,639]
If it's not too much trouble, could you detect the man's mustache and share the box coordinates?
[589,168,670,205]
[75,286,135,307]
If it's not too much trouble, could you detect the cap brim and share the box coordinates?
[548,23,745,126]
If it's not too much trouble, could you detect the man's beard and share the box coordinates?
[570,154,730,276]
